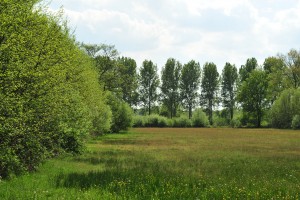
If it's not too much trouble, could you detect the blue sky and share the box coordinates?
[49,0,300,71]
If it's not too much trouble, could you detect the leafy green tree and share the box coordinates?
[237,70,268,127]
[81,43,122,93]
[200,62,219,125]
[0,0,111,178]
[118,57,139,107]
[282,49,300,88]
[138,60,160,115]
[221,62,238,120]
[106,93,133,133]
[180,60,201,119]
[263,56,287,103]
[270,88,300,128]
[161,58,182,118]
[239,57,258,83]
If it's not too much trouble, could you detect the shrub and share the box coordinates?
[108,94,133,133]
[133,116,145,127]
[133,115,169,127]
[213,116,229,127]
[230,118,242,128]
[192,109,209,127]
[172,117,192,127]
[144,115,168,127]
[291,115,300,129]
[270,89,300,128]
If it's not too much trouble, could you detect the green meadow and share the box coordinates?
[0,128,299,199]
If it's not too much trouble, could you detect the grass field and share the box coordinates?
[0,128,299,199]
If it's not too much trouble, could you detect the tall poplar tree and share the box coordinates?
[138,60,160,115]
[161,58,182,118]
[201,62,219,125]
[118,57,139,107]
[221,63,238,120]
[239,57,258,83]
[180,60,201,119]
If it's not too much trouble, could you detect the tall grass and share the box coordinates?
[0,128,299,199]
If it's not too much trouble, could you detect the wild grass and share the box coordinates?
[0,128,299,199]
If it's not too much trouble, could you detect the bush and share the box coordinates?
[133,115,169,127]
[213,116,229,127]
[172,117,192,127]
[291,115,300,129]
[144,115,168,127]
[133,116,145,127]
[108,94,133,133]
[230,118,242,128]
[270,89,300,128]
[192,109,209,127]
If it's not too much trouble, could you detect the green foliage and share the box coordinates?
[291,115,300,129]
[263,57,288,103]
[270,88,300,128]
[132,115,145,127]
[143,115,169,127]
[138,60,160,115]
[191,109,209,127]
[200,62,219,125]
[221,62,238,120]
[0,1,112,178]
[82,44,122,93]
[230,118,242,128]
[282,49,300,88]
[107,93,133,133]
[180,60,201,119]
[118,57,139,107]
[239,57,258,83]
[161,58,182,118]
[213,116,229,127]
[172,116,192,127]
[133,115,194,128]
[238,70,268,127]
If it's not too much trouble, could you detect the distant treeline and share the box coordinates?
[0,0,299,179]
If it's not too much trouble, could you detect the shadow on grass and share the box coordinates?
[72,149,138,166]
[54,165,208,199]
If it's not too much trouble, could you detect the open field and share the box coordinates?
[0,128,299,199]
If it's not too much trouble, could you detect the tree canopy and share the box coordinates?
[161,58,182,118]
[200,62,219,125]
[180,60,201,119]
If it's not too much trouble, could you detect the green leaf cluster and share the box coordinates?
[0,0,111,178]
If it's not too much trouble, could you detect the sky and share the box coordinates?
[48,0,300,72]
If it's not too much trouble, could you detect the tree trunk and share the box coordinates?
[148,97,151,115]
[209,99,213,125]
[189,105,192,119]
[257,109,261,128]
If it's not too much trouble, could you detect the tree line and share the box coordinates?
[83,42,300,129]
[0,0,299,179]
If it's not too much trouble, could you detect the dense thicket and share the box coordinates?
[0,0,111,178]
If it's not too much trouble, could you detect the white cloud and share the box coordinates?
[49,0,300,71]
